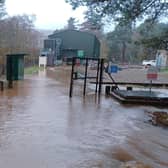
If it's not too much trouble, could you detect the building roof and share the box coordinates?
[48,29,98,39]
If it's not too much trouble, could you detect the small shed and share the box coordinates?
[43,29,100,65]
[6,53,27,81]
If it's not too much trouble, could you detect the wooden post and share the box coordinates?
[0,81,4,91]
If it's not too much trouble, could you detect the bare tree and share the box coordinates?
[0,15,41,66]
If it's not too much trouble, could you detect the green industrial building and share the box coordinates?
[43,29,100,65]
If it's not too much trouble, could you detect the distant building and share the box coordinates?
[38,29,53,49]
[43,29,100,66]
[156,50,168,67]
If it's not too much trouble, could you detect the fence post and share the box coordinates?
[83,58,88,96]
[95,59,100,93]
[98,59,104,95]
[69,57,75,97]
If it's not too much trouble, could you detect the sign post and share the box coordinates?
[147,66,158,92]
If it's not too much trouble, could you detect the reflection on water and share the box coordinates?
[0,69,167,168]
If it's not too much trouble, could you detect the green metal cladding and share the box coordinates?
[48,30,100,59]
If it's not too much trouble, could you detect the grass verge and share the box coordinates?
[24,66,45,75]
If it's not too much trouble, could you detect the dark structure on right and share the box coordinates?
[43,29,100,65]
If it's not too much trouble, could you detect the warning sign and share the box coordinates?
[147,66,158,80]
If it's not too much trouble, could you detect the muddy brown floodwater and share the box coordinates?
[0,68,167,168]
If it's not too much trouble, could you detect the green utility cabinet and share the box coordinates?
[6,54,26,81]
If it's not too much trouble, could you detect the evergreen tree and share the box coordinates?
[0,0,6,19]
[67,17,78,30]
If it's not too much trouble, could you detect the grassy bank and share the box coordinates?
[160,68,168,73]
[24,66,45,75]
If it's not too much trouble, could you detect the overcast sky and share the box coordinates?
[6,0,86,30]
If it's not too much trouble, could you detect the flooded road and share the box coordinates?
[0,69,167,168]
